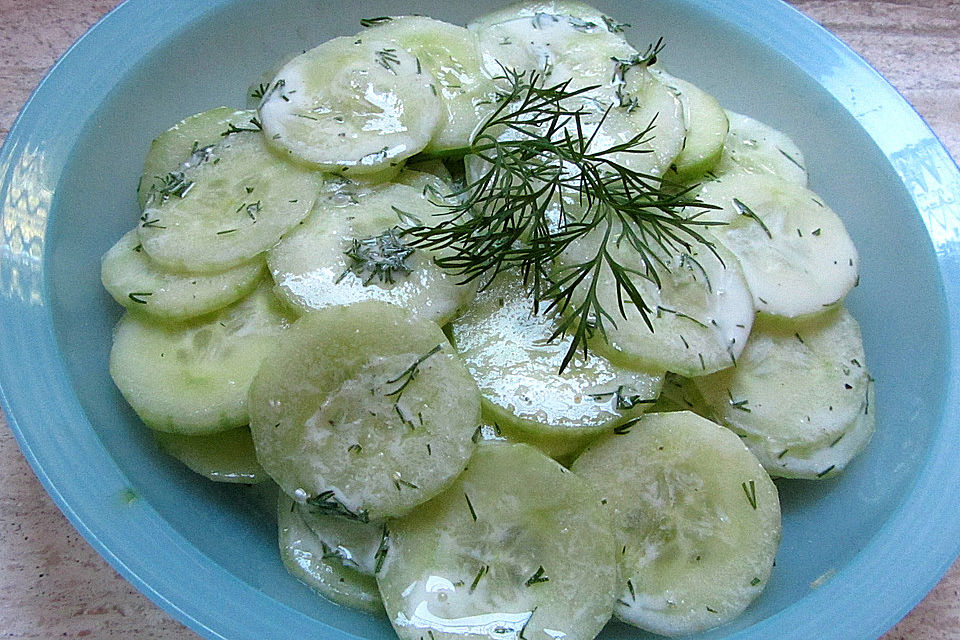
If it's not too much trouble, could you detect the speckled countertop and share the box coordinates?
[1,1,959,638]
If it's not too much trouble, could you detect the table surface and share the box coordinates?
[1,1,959,638]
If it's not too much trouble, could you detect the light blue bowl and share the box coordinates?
[1,1,958,638]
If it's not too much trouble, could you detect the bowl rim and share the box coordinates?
[1,0,959,639]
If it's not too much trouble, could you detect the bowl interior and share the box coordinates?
[33,0,952,638]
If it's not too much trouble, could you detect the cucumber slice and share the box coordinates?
[693,307,872,450]
[695,172,860,317]
[377,441,617,640]
[742,378,875,480]
[138,130,324,274]
[714,110,807,185]
[277,493,383,613]
[584,64,686,178]
[571,411,781,637]
[248,301,481,522]
[101,229,265,321]
[360,16,497,152]
[650,68,729,180]
[558,228,755,376]
[450,272,663,459]
[259,35,442,173]
[138,107,257,210]
[471,2,636,92]
[109,281,295,434]
[154,426,267,484]
[267,172,477,325]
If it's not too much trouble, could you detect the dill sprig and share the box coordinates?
[404,66,721,372]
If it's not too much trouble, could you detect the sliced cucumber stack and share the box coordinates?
[138,130,324,274]
[572,411,781,637]
[695,172,859,318]
[154,426,268,484]
[693,307,873,474]
[277,493,384,612]
[713,110,808,185]
[377,441,617,640]
[109,281,296,434]
[259,35,442,173]
[450,272,663,459]
[267,172,477,326]
[138,107,257,210]
[101,229,265,321]
[248,301,481,521]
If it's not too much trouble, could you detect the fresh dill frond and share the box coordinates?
[403,65,721,372]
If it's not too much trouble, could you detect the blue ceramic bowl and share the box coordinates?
[2,1,959,638]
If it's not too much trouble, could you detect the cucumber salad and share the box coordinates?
[102,1,874,637]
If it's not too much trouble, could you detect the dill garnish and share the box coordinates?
[374,525,389,573]
[360,16,393,28]
[464,492,478,521]
[385,344,444,399]
[305,490,368,523]
[470,564,490,593]
[403,66,720,372]
[588,385,657,410]
[525,566,549,587]
[250,83,269,100]
[732,197,772,239]
[374,48,402,74]
[602,15,630,33]
[221,117,263,136]
[741,480,758,509]
[339,227,415,285]
[146,171,194,206]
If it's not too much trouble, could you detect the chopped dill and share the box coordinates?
[524,566,549,587]
[339,227,415,285]
[741,480,758,509]
[305,490,368,523]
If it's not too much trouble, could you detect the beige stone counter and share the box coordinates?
[1,1,958,638]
